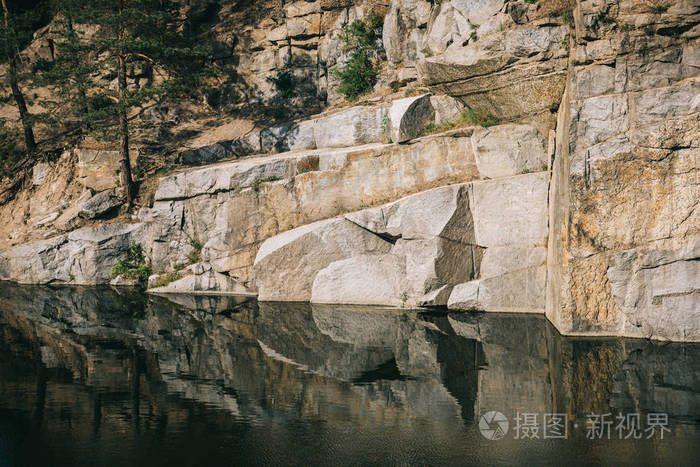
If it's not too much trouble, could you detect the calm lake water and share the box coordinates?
[0,283,698,467]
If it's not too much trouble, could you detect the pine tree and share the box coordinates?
[59,0,212,208]
[32,0,95,133]
[1,0,37,154]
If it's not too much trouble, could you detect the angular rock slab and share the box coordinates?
[313,184,479,307]
[468,172,549,247]
[253,218,392,301]
[79,190,123,219]
[471,124,546,179]
[0,223,142,284]
[313,106,388,148]
[389,94,435,143]
[345,183,474,243]
[448,246,547,312]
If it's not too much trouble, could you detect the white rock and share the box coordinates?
[254,218,392,301]
[314,106,388,148]
[469,172,549,247]
[423,2,474,56]
[452,0,505,26]
[32,162,51,186]
[471,124,546,179]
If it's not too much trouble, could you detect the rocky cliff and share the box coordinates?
[0,0,698,342]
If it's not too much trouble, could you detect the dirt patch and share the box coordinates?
[186,119,256,148]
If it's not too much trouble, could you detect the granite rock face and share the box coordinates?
[546,0,700,342]
[312,184,479,307]
[254,218,392,301]
[0,223,142,285]
[256,171,549,309]
[140,130,479,290]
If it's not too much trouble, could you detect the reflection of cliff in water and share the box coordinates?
[1,282,699,439]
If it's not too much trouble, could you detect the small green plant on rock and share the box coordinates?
[647,1,669,14]
[421,108,500,136]
[400,291,408,308]
[149,270,181,289]
[188,238,203,264]
[618,22,634,33]
[110,243,151,283]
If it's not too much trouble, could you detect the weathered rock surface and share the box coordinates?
[75,149,136,192]
[0,223,142,284]
[140,131,479,288]
[546,0,700,342]
[417,21,569,129]
[254,218,392,301]
[471,124,546,179]
[79,190,122,219]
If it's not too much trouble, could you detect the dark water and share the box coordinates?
[0,283,698,467]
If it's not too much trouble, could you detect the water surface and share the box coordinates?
[0,283,698,466]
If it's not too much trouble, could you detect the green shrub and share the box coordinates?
[149,270,180,289]
[110,243,151,283]
[268,71,296,99]
[333,49,378,101]
[333,11,383,101]
[647,1,669,14]
[525,0,538,4]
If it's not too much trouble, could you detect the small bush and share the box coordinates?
[110,243,151,283]
[525,0,538,4]
[619,22,634,33]
[333,49,378,101]
[647,1,669,14]
[333,11,383,101]
[149,270,181,289]
[268,71,296,99]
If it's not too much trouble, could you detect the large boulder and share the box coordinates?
[312,184,478,307]
[422,1,474,56]
[430,94,464,125]
[79,189,123,219]
[253,218,392,301]
[313,106,388,148]
[383,0,432,65]
[447,172,550,312]
[388,94,435,143]
[448,246,547,312]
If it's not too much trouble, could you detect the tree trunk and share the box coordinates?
[8,59,36,153]
[2,0,37,154]
[117,0,135,208]
[117,50,135,208]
